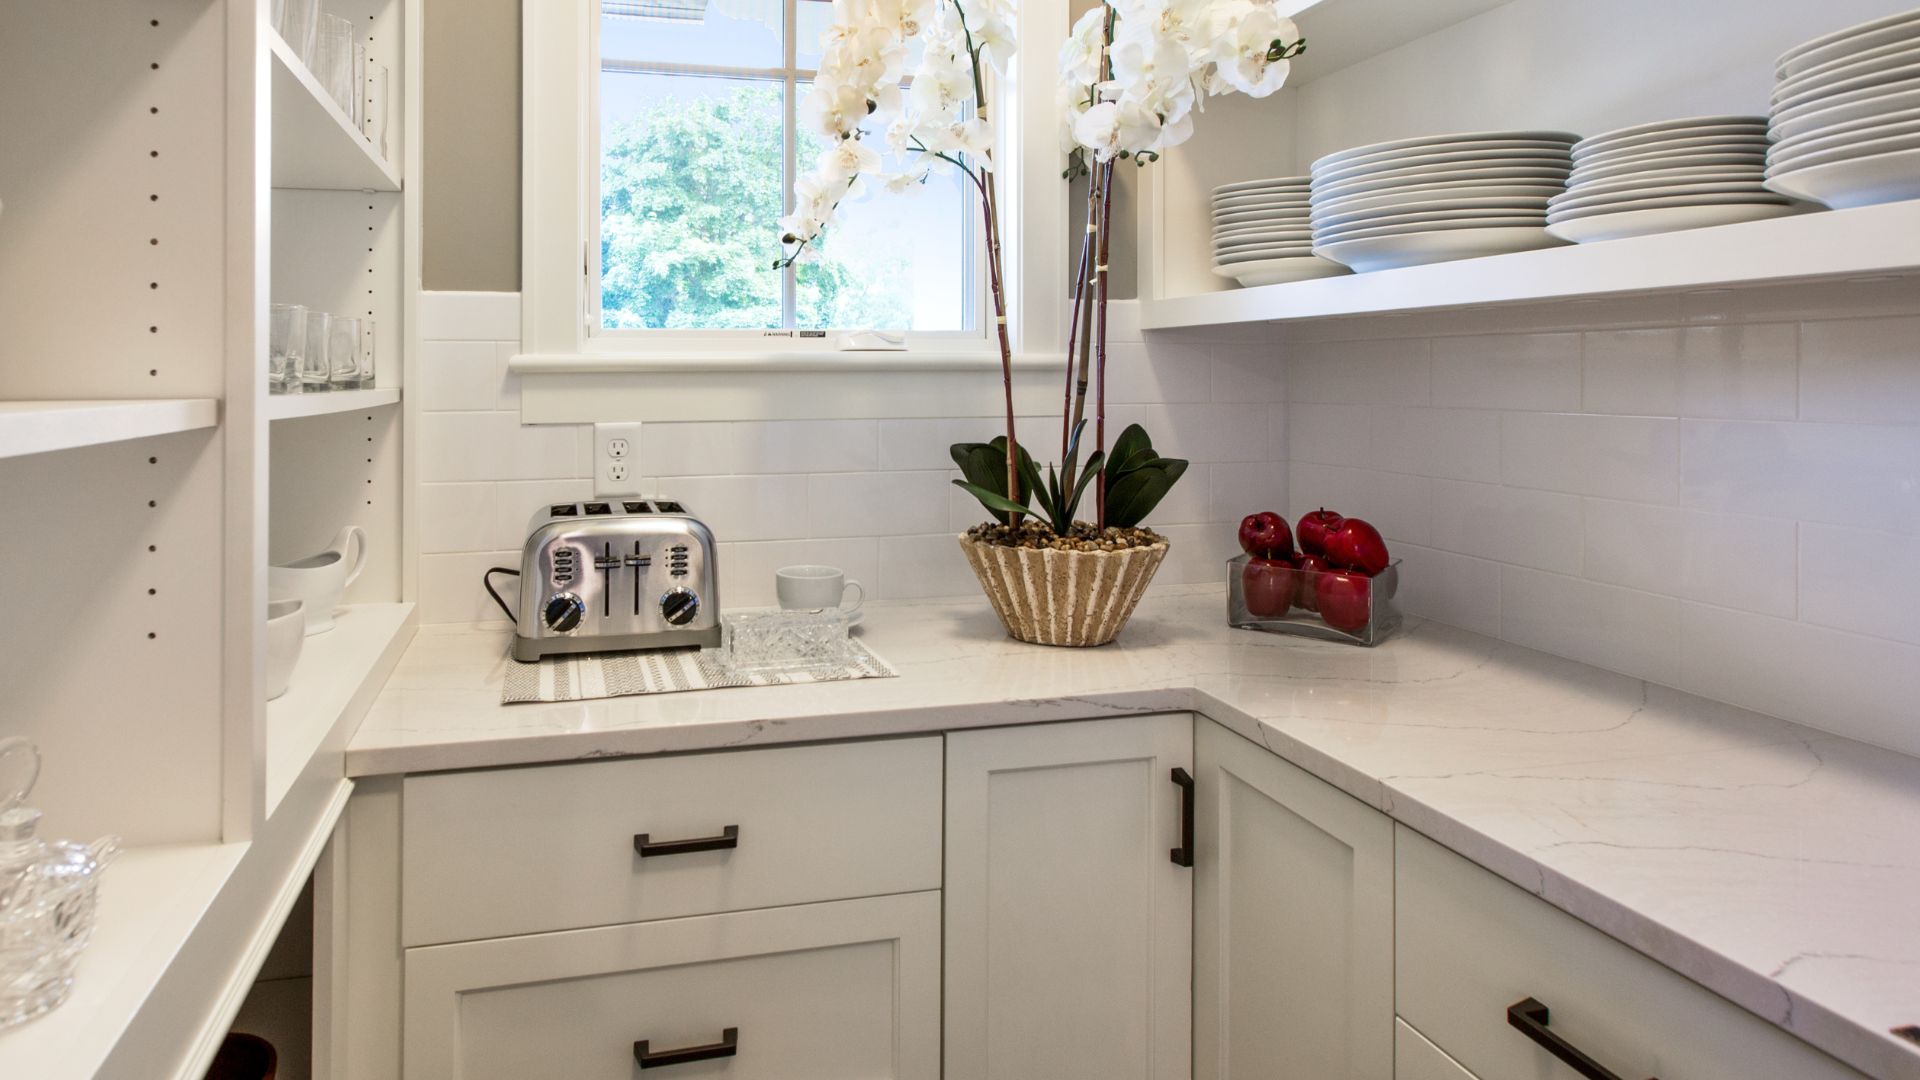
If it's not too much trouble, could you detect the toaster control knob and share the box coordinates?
[660,587,700,626]
[542,592,586,633]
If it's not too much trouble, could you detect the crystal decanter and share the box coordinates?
[0,737,118,1031]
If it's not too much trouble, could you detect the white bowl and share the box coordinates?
[1572,115,1767,157]
[1314,214,1549,244]
[1314,226,1563,272]
[1569,151,1769,186]
[266,599,306,701]
[1548,190,1798,223]
[1311,130,1577,173]
[1774,40,1920,104]
[1212,176,1311,196]
[1779,8,1920,79]
[1310,163,1573,204]
[1209,255,1350,287]
[1763,145,1920,207]
[1773,58,1920,115]
[1314,145,1574,185]
[1546,201,1807,243]
[1770,110,1920,164]
[1312,196,1552,230]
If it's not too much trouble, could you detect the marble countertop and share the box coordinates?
[350,584,1920,1079]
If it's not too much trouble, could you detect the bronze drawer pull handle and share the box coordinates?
[633,824,740,857]
[1170,768,1195,867]
[1507,997,1656,1080]
[634,1027,738,1069]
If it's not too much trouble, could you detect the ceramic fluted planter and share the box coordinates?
[957,534,1169,647]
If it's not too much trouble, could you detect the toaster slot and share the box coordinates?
[583,502,613,515]
[549,503,580,517]
[654,500,686,514]
[625,542,652,615]
[623,501,653,514]
[593,542,620,617]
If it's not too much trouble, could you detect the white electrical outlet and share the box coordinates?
[594,422,644,497]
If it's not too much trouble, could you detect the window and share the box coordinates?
[593,0,979,339]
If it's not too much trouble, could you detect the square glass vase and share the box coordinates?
[1227,554,1402,647]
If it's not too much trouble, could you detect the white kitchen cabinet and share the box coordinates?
[1395,1020,1479,1080]
[944,714,1194,1080]
[1396,826,1870,1080]
[1192,720,1395,1080]
[403,891,941,1079]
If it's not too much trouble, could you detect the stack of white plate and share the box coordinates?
[1210,176,1348,286]
[1546,116,1804,243]
[1766,7,1920,208]
[1308,130,1577,272]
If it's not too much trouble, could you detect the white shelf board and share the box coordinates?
[0,399,219,459]
[1281,0,1511,84]
[266,386,400,421]
[1142,200,1920,331]
[264,603,416,819]
[0,841,249,1079]
[268,31,400,192]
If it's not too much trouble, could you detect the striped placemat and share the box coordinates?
[502,640,897,704]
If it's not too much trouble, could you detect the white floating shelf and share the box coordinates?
[266,387,400,421]
[1143,200,1920,331]
[265,603,416,819]
[0,399,219,460]
[0,841,248,1079]
[268,31,400,192]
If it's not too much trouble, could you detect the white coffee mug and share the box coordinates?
[776,565,863,613]
[270,525,368,635]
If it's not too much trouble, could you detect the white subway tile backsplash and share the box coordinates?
[419,550,521,625]
[417,291,520,341]
[1371,406,1501,482]
[1211,346,1287,404]
[1209,461,1287,525]
[418,341,505,412]
[1799,523,1920,646]
[1286,338,1430,405]
[1391,543,1501,638]
[1799,316,1920,424]
[1499,566,1682,686]
[1681,419,1920,535]
[1429,479,1583,576]
[417,482,495,555]
[739,420,878,475]
[877,533,989,599]
[1431,332,1581,411]
[639,420,740,477]
[1581,500,1796,618]
[1101,342,1213,404]
[716,538,880,609]
[491,479,594,549]
[1678,323,1798,420]
[809,471,951,537]
[1502,412,1680,504]
[1287,402,1370,465]
[1288,462,1431,546]
[1124,402,1269,463]
[419,412,589,483]
[665,475,810,542]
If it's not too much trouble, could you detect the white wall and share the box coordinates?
[413,292,1287,622]
[1282,278,1920,757]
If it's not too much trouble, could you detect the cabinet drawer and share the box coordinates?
[401,737,942,945]
[404,891,940,1080]
[1396,1020,1478,1080]
[1396,826,1867,1080]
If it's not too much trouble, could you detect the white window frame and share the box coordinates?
[518,0,1068,420]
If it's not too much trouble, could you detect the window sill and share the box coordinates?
[508,351,1065,375]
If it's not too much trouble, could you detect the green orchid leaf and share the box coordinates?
[1065,450,1105,523]
[1107,423,1155,477]
[1104,465,1177,528]
[952,479,1033,520]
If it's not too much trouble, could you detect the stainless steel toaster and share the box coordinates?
[497,499,722,661]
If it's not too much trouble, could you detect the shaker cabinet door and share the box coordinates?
[944,713,1195,1080]
[1193,719,1394,1080]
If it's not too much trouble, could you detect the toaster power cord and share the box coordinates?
[482,567,520,622]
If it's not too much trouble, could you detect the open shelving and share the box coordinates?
[264,603,416,819]
[0,399,219,459]
[266,386,400,421]
[268,30,400,192]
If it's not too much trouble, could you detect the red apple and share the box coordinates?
[1316,570,1373,633]
[1296,508,1346,556]
[1325,517,1389,575]
[1237,511,1295,560]
[1293,553,1328,611]
[1241,558,1296,618]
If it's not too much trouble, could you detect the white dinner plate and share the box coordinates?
[1214,220,1309,237]
[1575,133,1772,164]
[1213,208,1308,227]
[1773,59,1920,116]
[1310,130,1577,173]
[1774,40,1920,104]
[1764,145,1920,207]
[1771,82,1920,143]
[1572,115,1767,157]
[1769,110,1920,164]
[1550,181,1778,215]
[1215,245,1317,266]
[1312,196,1552,230]
[1310,181,1567,217]
[1562,164,1766,194]
[1310,165,1572,203]
[1214,193,1311,210]
[1546,201,1806,243]
[1314,144,1574,185]
[1779,33,1920,95]
[1313,226,1564,273]
[1314,214,1549,245]
[1768,126,1920,172]
[1208,255,1349,287]
[1568,151,1769,186]
[1215,232,1313,251]
[1552,174,1771,206]
[1212,176,1311,196]
[1547,191,1797,223]
[1779,8,1920,79]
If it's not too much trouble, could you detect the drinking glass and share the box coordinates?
[328,315,363,390]
[318,15,354,114]
[350,41,367,129]
[301,310,333,392]
[268,303,306,395]
[279,0,318,67]
[355,317,377,388]
[364,64,390,157]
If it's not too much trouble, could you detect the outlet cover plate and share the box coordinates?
[594,422,644,497]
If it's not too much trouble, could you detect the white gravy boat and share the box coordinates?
[270,526,369,635]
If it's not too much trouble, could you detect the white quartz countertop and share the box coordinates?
[350,584,1920,1079]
